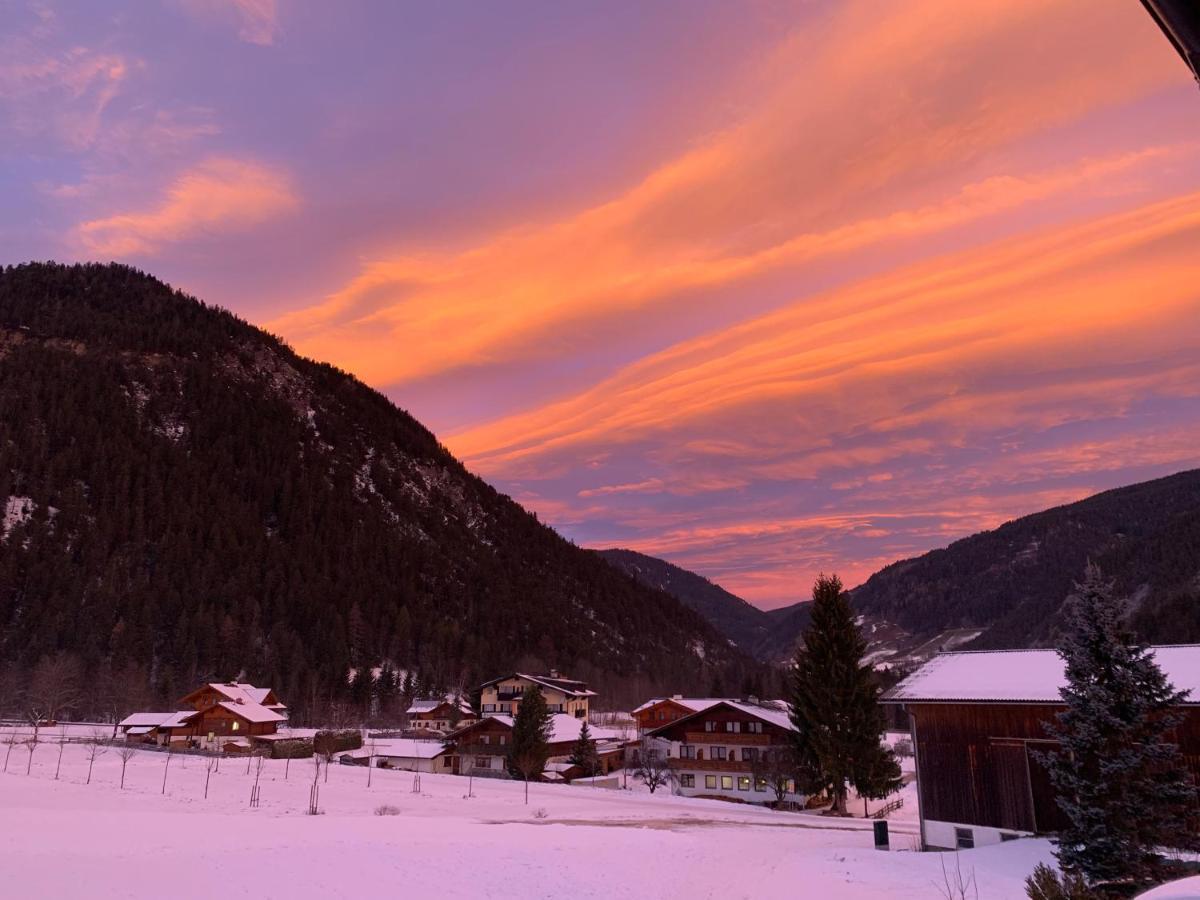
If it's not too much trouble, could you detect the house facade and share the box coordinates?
[407,696,475,733]
[883,646,1200,851]
[632,696,724,734]
[645,700,804,804]
[442,713,623,780]
[478,672,595,719]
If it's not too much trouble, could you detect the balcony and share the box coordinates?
[668,758,755,773]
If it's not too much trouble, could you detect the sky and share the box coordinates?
[4,0,1200,608]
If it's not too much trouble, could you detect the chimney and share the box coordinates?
[549,668,559,679]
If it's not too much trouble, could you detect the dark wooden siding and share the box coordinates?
[909,702,1200,833]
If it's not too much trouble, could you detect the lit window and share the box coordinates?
[720,776,733,790]
[232,721,239,731]
[754,776,767,792]
[738,776,750,791]
[705,775,717,789]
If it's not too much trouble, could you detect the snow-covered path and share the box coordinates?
[0,739,1053,898]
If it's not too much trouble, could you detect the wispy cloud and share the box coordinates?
[180,0,280,46]
[76,157,298,257]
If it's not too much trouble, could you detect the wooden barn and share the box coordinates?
[883,646,1200,850]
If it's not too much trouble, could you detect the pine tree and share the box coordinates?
[507,685,553,799]
[1041,564,1198,887]
[789,574,901,814]
[568,720,599,776]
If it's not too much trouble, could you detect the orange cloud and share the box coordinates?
[180,0,280,46]
[271,0,1184,389]
[76,158,298,257]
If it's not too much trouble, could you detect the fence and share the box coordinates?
[872,796,905,819]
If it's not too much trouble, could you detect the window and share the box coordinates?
[231,721,239,732]
[475,756,491,768]
[679,745,697,760]
[786,779,796,795]
[710,746,727,761]
[955,828,974,850]
[705,775,718,789]
[480,735,489,745]
[443,757,452,768]
[725,721,740,733]
[499,735,506,745]
[680,774,695,788]
[738,776,750,791]
[747,722,763,734]
[657,710,665,721]
[754,776,767,792]
[720,776,733,790]
[704,721,716,733]
[1000,833,1019,843]
[741,748,758,763]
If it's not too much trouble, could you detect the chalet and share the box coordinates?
[442,713,624,779]
[117,682,287,749]
[883,647,1200,851]
[645,699,803,804]
[407,696,475,732]
[478,672,595,719]
[632,696,725,733]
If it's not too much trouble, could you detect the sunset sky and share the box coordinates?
[4,0,1200,607]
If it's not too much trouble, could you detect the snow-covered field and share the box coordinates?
[0,734,1054,899]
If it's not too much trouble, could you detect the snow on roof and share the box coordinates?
[347,739,447,760]
[884,645,1200,704]
[201,683,285,709]
[159,711,199,729]
[406,696,473,716]
[118,712,175,728]
[217,700,285,724]
[125,726,154,735]
[644,699,793,736]
[479,673,596,697]
[632,697,728,715]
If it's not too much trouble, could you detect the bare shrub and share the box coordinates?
[532,807,548,820]
[374,804,401,816]
[935,854,978,900]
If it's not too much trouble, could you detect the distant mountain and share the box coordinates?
[597,549,810,662]
[0,262,762,718]
[851,469,1200,649]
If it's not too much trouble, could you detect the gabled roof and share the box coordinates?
[181,682,286,709]
[632,697,727,715]
[883,645,1200,704]
[407,695,474,716]
[645,699,794,737]
[478,673,596,698]
[350,739,447,760]
[217,700,285,724]
[119,712,175,728]
[446,713,622,745]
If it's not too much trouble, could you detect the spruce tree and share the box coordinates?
[507,685,553,790]
[569,720,599,776]
[789,574,901,814]
[1041,564,1198,887]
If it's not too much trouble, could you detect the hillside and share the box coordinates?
[851,469,1200,649]
[598,549,810,662]
[0,262,760,718]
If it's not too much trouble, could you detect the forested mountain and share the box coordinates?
[851,469,1200,649]
[598,548,810,662]
[0,262,761,721]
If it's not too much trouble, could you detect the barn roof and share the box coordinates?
[644,699,793,737]
[217,700,286,724]
[884,645,1200,704]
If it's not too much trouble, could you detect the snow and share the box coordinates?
[217,700,285,724]
[0,731,1056,899]
[886,646,1200,703]
[631,697,727,715]
[118,712,177,728]
[2,495,35,539]
[350,739,447,760]
[1139,876,1200,899]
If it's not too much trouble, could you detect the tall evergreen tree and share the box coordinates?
[507,685,553,790]
[568,720,600,776]
[1041,564,1198,887]
[789,574,900,814]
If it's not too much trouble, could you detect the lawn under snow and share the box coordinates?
[0,734,1055,899]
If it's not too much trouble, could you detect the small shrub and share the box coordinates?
[270,739,314,760]
[532,807,548,820]
[1025,863,1096,900]
[374,804,401,816]
[893,738,914,759]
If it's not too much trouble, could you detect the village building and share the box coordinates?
[632,696,725,733]
[340,738,449,773]
[406,696,475,732]
[645,699,803,804]
[883,647,1200,851]
[442,713,624,780]
[478,672,595,719]
[117,682,287,749]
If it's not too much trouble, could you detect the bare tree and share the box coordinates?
[24,735,37,774]
[54,728,67,780]
[85,732,107,785]
[633,749,674,794]
[307,754,322,815]
[753,747,801,808]
[510,747,545,805]
[203,754,218,799]
[114,743,137,789]
[2,727,18,773]
[250,753,265,807]
[366,736,377,788]
[161,743,174,794]
[27,652,82,727]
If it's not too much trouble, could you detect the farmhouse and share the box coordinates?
[117,682,287,748]
[883,647,1200,851]
[478,672,595,719]
[407,696,475,732]
[632,696,725,733]
[342,738,449,773]
[645,699,803,804]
